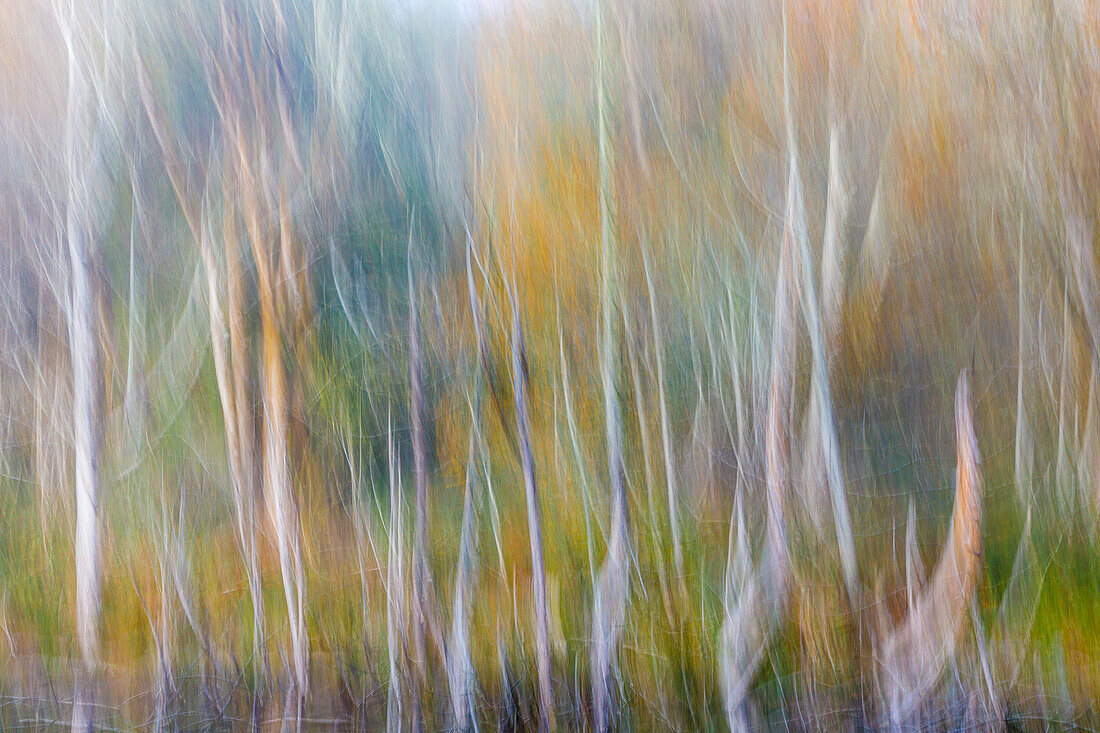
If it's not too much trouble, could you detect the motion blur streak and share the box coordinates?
[0,0,1096,728]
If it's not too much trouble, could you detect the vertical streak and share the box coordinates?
[60,2,101,728]
[510,285,554,731]
[407,255,431,730]
[386,416,406,733]
[592,1,630,728]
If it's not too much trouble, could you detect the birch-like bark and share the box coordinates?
[68,144,101,733]
[641,249,682,580]
[447,433,479,731]
[385,417,407,733]
[446,233,488,731]
[407,260,432,726]
[225,214,267,682]
[248,188,309,697]
[792,120,859,606]
[58,1,102,728]
[591,2,629,727]
[509,282,554,731]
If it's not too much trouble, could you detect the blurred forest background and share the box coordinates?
[1,0,1099,729]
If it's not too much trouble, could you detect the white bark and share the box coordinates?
[57,1,103,728]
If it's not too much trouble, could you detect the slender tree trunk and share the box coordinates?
[447,234,488,731]
[591,3,630,727]
[69,198,101,733]
[251,212,308,698]
[385,418,407,733]
[59,1,102,728]
[641,249,683,582]
[510,291,554,731]
[225,215,268,684]
[447,435,479,730]
[408,263,431,729]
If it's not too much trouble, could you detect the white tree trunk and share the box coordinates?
[58,1,103,728]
